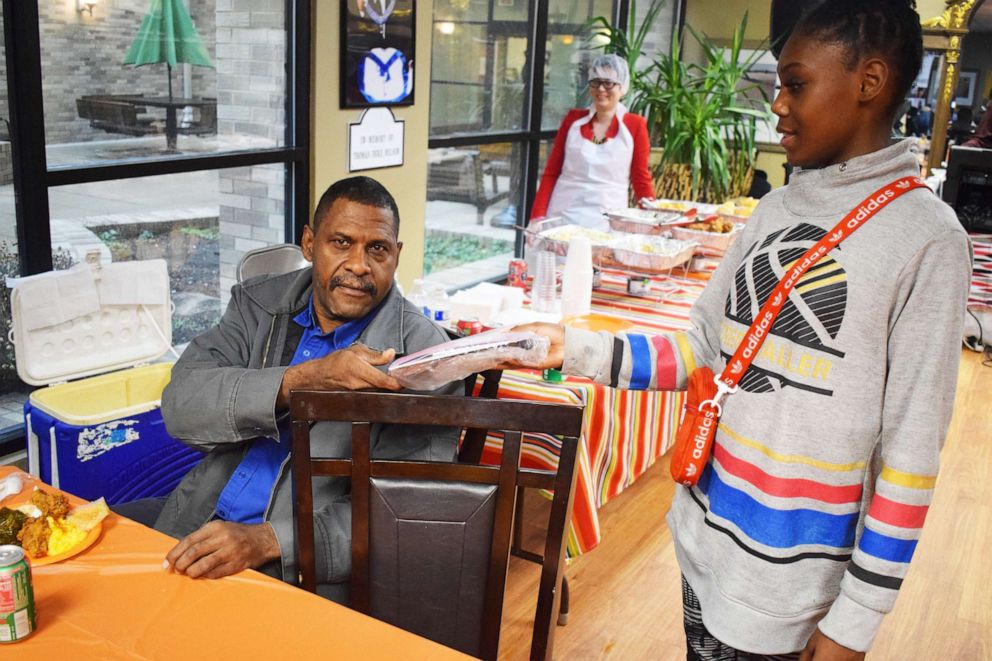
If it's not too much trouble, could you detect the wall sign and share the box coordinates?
[348,107,405,172]
[341,0,416,108]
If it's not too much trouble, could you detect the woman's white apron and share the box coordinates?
[545,104,634,231]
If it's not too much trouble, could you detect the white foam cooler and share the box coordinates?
[11,257,202,504]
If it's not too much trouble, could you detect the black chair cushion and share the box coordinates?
[369,477,497,655]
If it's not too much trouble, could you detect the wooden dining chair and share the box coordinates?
[289,391,584,661]
[459,368,575,626]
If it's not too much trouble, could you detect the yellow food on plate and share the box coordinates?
[46,516,86,556]
[65,497,110,532]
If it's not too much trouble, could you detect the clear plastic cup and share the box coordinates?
[531,250,557,313]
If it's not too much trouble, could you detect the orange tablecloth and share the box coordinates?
[1,467,467,660]
[482,270,709,557]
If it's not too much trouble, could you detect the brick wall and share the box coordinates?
[36,0,216,145]
[215,1,287,303]
[0,143,11,186]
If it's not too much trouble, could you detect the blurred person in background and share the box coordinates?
[962,103,992,149]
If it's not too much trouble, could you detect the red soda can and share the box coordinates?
[456,318,483,337]
[0,545,36,643]
[508,259,528,289]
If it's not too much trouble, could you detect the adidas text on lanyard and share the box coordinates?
[670,176,929,487]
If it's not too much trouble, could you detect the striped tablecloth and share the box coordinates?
[478,269,711,557]
[968,233,992,311]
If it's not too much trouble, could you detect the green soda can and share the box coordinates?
[0,545,36,643]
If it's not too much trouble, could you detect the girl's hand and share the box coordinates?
[799,629,865,661]
[495,323,565,371]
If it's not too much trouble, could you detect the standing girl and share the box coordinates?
[512,2,971,659]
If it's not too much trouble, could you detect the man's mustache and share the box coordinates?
[329,275,376,296]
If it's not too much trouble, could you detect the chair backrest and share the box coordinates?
[290,391,584,661]
[236,243,310,283]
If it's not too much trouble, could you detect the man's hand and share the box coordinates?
[277,343,402,408]
[164,521,280,579]
[799,629,865,661]
[493,323,565,371]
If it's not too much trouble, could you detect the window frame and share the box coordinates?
[0,0,311,453]
[427,0,626,261]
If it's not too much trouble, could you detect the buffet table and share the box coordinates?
[2,467,467,660]
[478,268,711,557]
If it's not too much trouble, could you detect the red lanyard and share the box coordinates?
[706,176,930,411]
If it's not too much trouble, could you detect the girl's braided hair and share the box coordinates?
[792,0,923,113]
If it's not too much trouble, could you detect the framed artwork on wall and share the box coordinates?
[954,70,977,107]
[341,1,416,108]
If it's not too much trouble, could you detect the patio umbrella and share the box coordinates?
[123,0,213,100]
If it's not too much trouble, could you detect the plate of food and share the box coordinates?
[0,485,109,566]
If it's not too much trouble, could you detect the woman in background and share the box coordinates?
[530,54,654,231]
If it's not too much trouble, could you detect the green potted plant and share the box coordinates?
[651,14,771,201]
[590,8,772,202]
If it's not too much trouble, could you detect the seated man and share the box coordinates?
[125,176,458,598]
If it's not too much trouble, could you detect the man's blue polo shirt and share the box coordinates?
[214,294,380,524]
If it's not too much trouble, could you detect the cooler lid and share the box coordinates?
[10,257,173,386]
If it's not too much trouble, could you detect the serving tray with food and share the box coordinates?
[669,216,745,255]
[608,235,698,275]
[603,207,695,235]
[526,216,616,264]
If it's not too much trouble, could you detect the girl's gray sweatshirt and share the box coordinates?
[562,140,972,653]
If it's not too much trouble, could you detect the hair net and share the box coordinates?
[588,54,630,95]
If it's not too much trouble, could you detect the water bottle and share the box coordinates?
[561,236,592,317]
[407,278,431,318]
[428,283,451,323]
[531,250,558,313]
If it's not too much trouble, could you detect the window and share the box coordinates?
[426,0,621,291]
[47,164,286,343]
[0,0,310,449]
[0,7,24,443]
[40,1,287,168]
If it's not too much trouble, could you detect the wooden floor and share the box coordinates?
[498,349,991,660]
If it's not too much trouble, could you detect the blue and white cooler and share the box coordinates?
[11,258,202,504]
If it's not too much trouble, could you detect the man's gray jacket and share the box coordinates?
[156,267,458,590]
